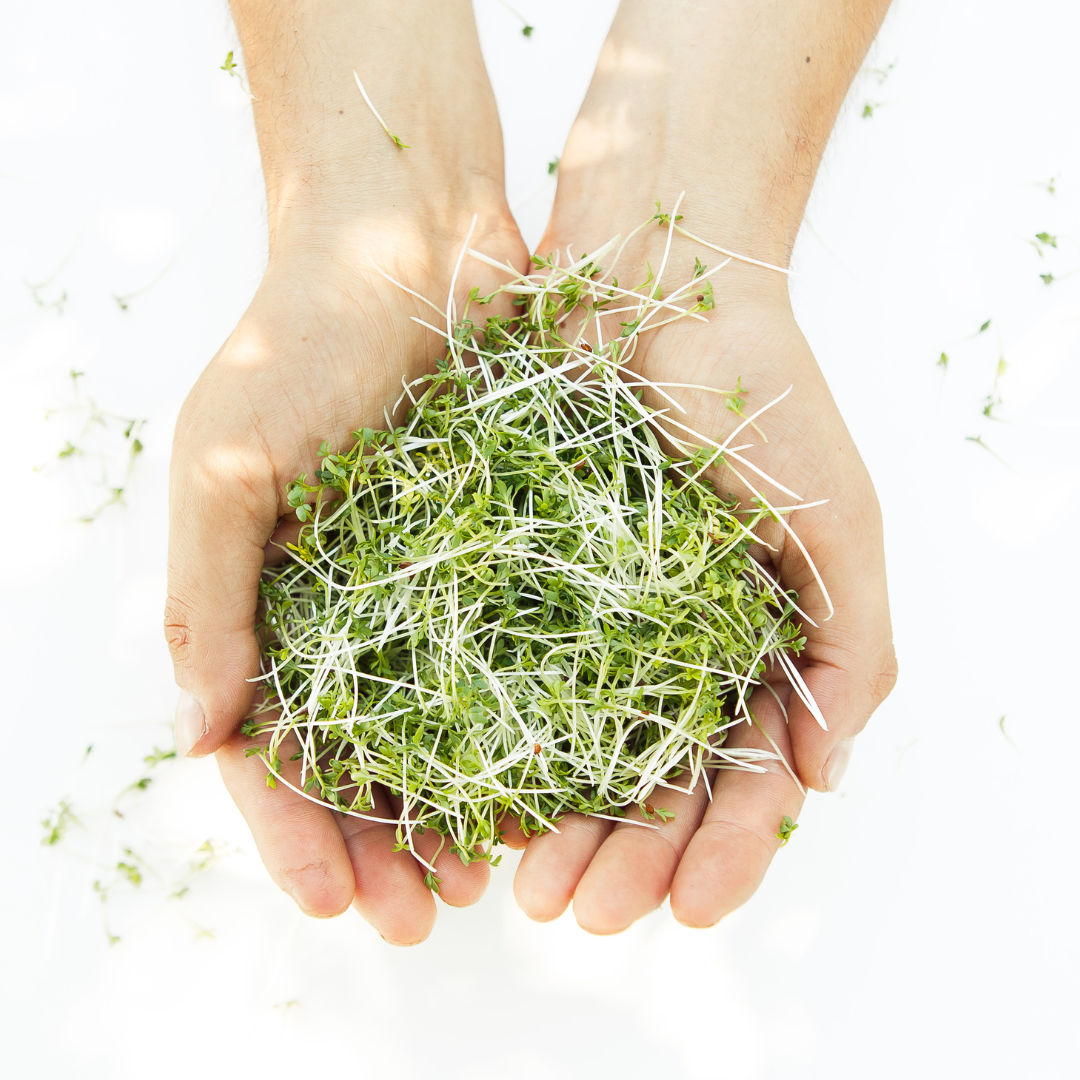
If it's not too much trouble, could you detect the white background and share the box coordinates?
[2,2,1079,1077]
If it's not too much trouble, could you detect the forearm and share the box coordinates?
[552,0,890,274]
[228,0,512,251]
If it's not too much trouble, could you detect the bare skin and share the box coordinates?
[166,0,897,943]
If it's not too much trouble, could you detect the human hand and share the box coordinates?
[166,0,528,943]
[508,0,896,932]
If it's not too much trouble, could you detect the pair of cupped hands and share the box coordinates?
[166,31,895,947]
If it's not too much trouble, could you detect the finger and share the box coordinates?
[670,688,806,928]
[167,389,280,758]
[570,775,710,935]
[336,786,437,946]
[781,487,897,792]
[262,513,305,568]
[409,827,491,909]
[496,812,531,850]
[217,729,354,918]
[513,813,613,922]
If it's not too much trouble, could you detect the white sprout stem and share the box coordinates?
[352,70,409,148]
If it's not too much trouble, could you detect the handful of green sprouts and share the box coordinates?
[249,209,826,885]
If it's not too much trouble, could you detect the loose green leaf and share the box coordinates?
[776,815,798,846]
[41,801,77,846]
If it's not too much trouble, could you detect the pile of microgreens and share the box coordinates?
[248,202,828,885]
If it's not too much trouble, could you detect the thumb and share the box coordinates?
[784,502,898,791]
[165,436,279,757]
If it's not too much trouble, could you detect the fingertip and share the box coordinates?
[497,813,531,850]
[340,819,438,945]
[823,736,855,792]
[788,661,878,791]
[669,821,773,928]
[431,848,490,909]
[513,815,611,923]
[514,875,570,923]
[572,902,631,936]
[174,688,208,758]
[671,907,723,931]
[361,894,436,947]
[167,618,261,756]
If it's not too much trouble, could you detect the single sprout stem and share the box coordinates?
[353,70,410,149]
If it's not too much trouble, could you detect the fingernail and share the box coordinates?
[175,689,208,757]
[824,737,855,791]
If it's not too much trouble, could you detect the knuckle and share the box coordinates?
[701,816,776,860]
[164,595,196,667]
[868,647,899,707]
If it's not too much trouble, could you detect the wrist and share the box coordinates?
[545,0,888,284]
[229,0,513,256]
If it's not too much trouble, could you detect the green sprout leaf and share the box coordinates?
[776,815,798,846]
[41,800,77,846]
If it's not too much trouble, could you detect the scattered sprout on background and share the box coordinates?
[25,240,79,314]
[41,800,78,846]
[220,49,256,100]
[998,714,1020,753]
[1027,230,1077,285]
[36,370,146,522]
[498,0,534,37]
[41,736,230,945]
[860,57,896,118]
[964,434,1007,463]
